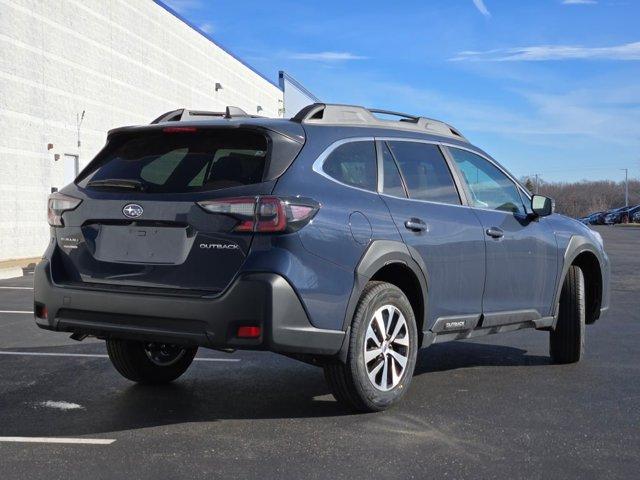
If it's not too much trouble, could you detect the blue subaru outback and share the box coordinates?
[34,104,610,412]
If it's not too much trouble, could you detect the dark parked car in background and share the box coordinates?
[625,205,640,223]
[34,103,610,412]
[603,205,639,225]
[581,211,605,225]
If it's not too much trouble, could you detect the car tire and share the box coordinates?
[324,281,418,412]
[550,265,585,364]
[106,339,197,384]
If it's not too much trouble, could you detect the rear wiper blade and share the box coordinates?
[87,179,145,191]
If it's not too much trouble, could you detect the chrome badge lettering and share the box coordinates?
[199,243,240,250]
[444,321,466,330]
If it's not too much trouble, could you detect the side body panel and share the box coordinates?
[380,195,486,327]
[469,210,558,317]
[272,128,402,331]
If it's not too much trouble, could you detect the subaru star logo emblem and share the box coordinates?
[122,203,143,218]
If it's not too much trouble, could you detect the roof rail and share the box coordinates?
[291,103,466,141]
[150,106,258,124]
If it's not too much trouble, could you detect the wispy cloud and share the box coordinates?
[472,0,491,17]
[374,81,640,149]
[199,22,214,34]
[562,0,597,4]
[289,51,368,62]
[452,41,640,61]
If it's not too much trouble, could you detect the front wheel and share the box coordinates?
[324,281,418,412]
[106,339,197,384]
[550,265,585,364]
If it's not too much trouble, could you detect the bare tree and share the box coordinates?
[524,178,640,218]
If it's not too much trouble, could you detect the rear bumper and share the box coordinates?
[33,259,344,355]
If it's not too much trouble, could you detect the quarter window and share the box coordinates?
[322,141,377,191]
[448,147,525,214]
[387,141,461,205]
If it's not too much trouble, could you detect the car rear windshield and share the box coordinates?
[78,129,269,193]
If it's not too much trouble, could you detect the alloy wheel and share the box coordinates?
[363,304,410,391]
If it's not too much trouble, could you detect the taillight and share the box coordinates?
[197,196,319,233]
[47,193,82,227]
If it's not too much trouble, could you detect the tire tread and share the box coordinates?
[106,339,197,384]
[550,265,585,364]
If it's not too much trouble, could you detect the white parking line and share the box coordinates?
[0,286,33,290]
[0,310,32,314]
[0,351,108,358]
[0,351,240,362]
[0,437,115,445]
[195,357,240,363]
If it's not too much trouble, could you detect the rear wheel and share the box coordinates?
[550,265,585,364]
[106,339,197,384]
[324,281,418,412]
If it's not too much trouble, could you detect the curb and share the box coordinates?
[0,267,24,280]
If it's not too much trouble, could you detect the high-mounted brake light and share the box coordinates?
[47,192,82,227]
[197,196,319,233]
[162,127,198,133]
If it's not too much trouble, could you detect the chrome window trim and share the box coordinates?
[312,136,532,214]
[378,191,473,210]
[377,138,531,202]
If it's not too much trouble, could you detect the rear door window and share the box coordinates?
[79,129,269,193]
[322,141,377,191]
[386,141,461,205]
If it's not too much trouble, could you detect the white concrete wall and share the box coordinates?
[0,0,283,261]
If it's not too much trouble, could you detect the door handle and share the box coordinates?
[485,227,504,239]
[405,218,427,232]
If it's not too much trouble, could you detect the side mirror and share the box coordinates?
[531,195,554,217]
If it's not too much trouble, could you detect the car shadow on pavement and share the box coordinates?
[414,341,550,375]
[0,341,548,437]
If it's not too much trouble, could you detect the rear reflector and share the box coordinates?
[197,196,319,233]
[237,326,261,338]
[35,304,48,319]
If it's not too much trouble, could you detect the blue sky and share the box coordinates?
[162,0,640,182]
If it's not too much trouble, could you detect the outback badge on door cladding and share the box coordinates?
[122,203,143,219]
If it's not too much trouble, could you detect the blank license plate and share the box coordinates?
[94,225,188,264]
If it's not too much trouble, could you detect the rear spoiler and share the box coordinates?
[150,107,261,124]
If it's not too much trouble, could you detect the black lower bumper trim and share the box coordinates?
[34,260,344,355]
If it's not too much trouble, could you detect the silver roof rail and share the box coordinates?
[150,106,257,124]
[292,103,466,141]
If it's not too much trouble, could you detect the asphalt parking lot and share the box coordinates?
[0,226,638,480]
